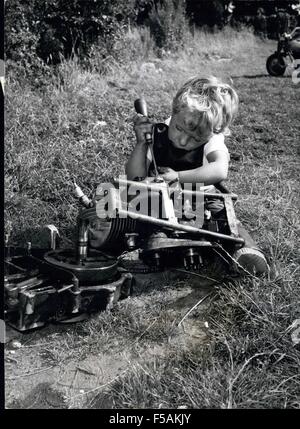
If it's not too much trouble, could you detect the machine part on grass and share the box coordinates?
[232,247,270,276]
[4,248,133,331]
[44,248,119,283]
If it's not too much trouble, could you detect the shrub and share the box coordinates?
[5,0,138,64]
[148,0,189,52]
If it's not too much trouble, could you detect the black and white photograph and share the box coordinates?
[3,0,300,411]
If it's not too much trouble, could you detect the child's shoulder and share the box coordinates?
[204,133,228,155]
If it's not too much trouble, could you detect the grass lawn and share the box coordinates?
[5,28,300,409]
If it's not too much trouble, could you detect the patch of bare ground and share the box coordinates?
[5,271,215,409]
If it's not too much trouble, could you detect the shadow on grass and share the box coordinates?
[232,74,291,79]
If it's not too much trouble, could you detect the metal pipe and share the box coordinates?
[149,139,159,179]
[134,98,160,178]
[181,189,238,200]
[115,178,238,200]
[77,217,89,263]
[115,178,165,192]
[117,209,244,245]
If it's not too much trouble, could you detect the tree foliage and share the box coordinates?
[148,0,188,51]
[5,0,138,63]
[8,0,291,66]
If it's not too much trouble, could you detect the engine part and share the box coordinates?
[74,181,93,208]
[4,247,133,331]
[125,233,139,250]
[44,248,118,283]
[183,248,202,271]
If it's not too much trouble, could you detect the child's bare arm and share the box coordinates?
[125,143,149,180]
[125,115,153,180]
[174,151,228,185]
[178,151,228,185]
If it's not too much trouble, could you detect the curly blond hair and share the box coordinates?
[172,76,239,136]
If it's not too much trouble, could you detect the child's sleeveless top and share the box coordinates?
[149,123,206,174]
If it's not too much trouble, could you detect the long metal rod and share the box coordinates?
[115,178,237,200]
[181,189,238,201]
[115,178,165,191]
[117,209,244,245]
[149,143,159,178]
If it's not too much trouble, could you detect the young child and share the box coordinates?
[126,76,269,275]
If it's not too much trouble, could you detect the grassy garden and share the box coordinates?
[5,26,300,409]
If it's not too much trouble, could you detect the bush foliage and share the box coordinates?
[149,0,188,51]
[5,0,188,65]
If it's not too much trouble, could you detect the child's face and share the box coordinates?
[168,108,213,151]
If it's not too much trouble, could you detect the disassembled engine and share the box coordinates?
[4,176,244,331]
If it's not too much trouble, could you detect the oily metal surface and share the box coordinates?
[44,248,119,283]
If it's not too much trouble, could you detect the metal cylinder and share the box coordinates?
[184,248,200,270]
[77,219,89,263]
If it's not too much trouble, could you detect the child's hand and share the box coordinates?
[158,167,179,182]
[134,114,154,146]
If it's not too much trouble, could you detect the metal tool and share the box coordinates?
[134,98,160,179]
